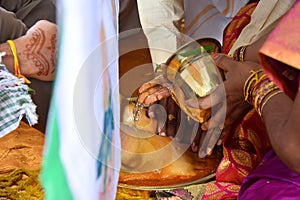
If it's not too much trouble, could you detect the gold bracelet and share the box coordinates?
[232,48,239,61]
[259,90,283,117]
[254,81,278,115]
[239,46,247,62]
[243,69,263,102]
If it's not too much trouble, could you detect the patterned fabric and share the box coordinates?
[201,182,240,200]
[0,66,37,137]
[202,110,270,199]
[202,2,274,199]
[222,2,259,54]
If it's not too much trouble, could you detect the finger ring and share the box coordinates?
[168,114,176,121]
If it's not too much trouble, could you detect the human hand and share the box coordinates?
[14,20,57,81]
[148,97,179,138]
[187,54,262,158]
[137,64,172,105]
[141,93,208,159]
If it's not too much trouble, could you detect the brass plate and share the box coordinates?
[118,172,216,190]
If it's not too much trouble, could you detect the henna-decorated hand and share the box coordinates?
[14,20,57,81]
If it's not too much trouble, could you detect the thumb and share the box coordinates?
[211,53,237,72]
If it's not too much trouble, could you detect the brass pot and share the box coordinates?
[164,38,223,123]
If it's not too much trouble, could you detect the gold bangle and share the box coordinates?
[254,81,278,114]
[6,40,31,84]
[232,48,239,61]
[259,90,283,117]
[239,46,247,62]
[243,69,263,102]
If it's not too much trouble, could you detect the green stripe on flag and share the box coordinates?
[41,102,73,200]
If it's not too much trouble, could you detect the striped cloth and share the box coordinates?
[0,56,38,137]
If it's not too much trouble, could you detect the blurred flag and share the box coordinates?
[41,0,120,199]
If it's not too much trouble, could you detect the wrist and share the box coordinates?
[0,42,14,72]
[6,40,32,83]
[243,69,282,116]
[233,46,247,61]
[13,37,37,76]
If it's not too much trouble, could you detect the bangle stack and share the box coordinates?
[233,46,247,61]
[243,69,283,117]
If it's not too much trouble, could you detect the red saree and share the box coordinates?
[222,2,259,54]
[238,1,300,198]
[202,1,274,199]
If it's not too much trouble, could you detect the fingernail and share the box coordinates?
[186,98,198,108]
[206,148,212,155]
[160,132,166,136]
[199,151,206,158]
[217,139,222,145]
[201,123,208,131]
[191,142,198,152]
[187,98,208,109]
[199,98,209,109]
[148,111,154,118]
[211,53,220,60]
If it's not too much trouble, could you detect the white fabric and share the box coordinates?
[228,0,295,55]
[137,0,248,66]
[185,0,248,41]
[54,0,120,199]
[0,68,37,138]
[137,0,184,66]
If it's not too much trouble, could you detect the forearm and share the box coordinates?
[262,91,300,174]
